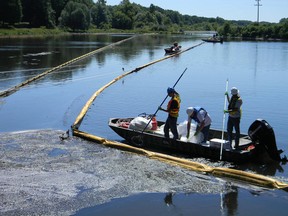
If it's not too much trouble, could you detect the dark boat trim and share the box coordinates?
[164,47,181,54]
[202,38,223,43]
[108,118,282,164]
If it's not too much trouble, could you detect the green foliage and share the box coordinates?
[111,0,137,29]
[164,10,182,25]
[112,11,132,30]
[72,0,94,7]
[222,22,231,37]
[278,18,288,39]
[51,0,69,25]
[134,11,158,29]
[118,0,137,19]
[0,0,287,39]
[0,0,22,25]
[91,0,111,29]
[59,1,90,31]
[20,0,55,28]
[0,27,64,36]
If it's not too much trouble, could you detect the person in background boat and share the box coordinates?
[171,42,181,52]
[159,87,181,140]
[224,87,243,149]
[186,107,212,143]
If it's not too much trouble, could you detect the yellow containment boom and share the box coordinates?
[72,41,205,129]
[70,37,288,191]
[73,129,288,190]
[0,34,137,98]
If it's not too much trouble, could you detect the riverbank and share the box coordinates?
[1,27,286,42]
[0,27,145,38]
[0,27,65,37]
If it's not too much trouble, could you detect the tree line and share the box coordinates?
[0,0,287,39]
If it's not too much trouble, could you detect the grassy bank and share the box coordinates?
[0,27,166,38]
[0,27,67,37]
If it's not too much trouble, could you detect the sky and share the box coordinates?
[104,0,287,23]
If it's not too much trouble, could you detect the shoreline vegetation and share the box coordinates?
[1,1,287,41]
[0,27,286,42]
[0,27,64,38]
[0,26,164,39]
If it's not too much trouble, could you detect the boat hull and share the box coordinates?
[164,47,181,54]
[202,38,223,43]
[108,118,274,164]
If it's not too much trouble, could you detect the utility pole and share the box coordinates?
[255,0,262,23]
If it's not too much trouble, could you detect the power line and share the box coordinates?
[254,0,262,23]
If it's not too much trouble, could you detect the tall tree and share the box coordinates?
[134,11,157,29]
[59,1,90,31]
[222,22,231,37]
[164,10,182,25]
[279,18,288,39]
[21,0,55,27]
[51,0,69,25]
[112,10,132,29]
[91,0,111,29]
[71,0,94,7]
[111,0,136,29]
[0,0,22,25]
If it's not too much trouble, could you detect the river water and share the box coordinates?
[0,34,288,215]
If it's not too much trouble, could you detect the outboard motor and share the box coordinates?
[248,119,281,161]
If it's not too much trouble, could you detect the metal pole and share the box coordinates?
[255,0,262,23]
[220,79,229,160]
[141,68,187,133]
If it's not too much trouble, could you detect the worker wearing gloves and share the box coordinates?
[186,107,212,143]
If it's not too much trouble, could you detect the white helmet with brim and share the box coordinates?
[186,107,194,116]
[231,87,239,95]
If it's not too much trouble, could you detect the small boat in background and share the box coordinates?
[164,47,181,54]
[202,38,223,43]
[164,42,181,54]
[202,35,223,43]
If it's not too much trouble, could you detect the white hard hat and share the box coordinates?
[186,107,194,115]
[231,87,239,95]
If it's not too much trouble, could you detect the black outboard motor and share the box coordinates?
[248,119,281,161]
